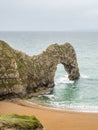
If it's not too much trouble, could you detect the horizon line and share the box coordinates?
[0,30,98,32]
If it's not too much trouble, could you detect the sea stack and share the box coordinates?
[0,40,80,99]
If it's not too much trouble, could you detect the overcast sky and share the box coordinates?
[0,0,98,31]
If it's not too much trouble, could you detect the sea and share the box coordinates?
[0,31,98,112]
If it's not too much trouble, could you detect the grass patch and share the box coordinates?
[0,114,43,130]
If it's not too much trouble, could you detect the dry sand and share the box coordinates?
[0,100,98,130]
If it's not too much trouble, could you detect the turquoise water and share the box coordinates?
[0,31,98,112]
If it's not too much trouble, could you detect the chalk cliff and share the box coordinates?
[0,40,80,99]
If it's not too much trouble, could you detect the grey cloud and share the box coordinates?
[0,0,98,31]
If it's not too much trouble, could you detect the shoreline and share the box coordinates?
[12,98,98,113]
[1,100,98,130]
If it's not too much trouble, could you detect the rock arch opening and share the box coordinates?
[54,64,67,85]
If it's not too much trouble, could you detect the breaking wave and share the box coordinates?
[55,75,74,85]
[80,74,89,79]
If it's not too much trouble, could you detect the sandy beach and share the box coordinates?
[0,101,98,130]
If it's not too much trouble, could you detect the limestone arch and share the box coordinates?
[28,43,80,92]
[0,40,80,98]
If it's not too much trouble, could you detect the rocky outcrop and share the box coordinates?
[0,40,33,98]
[0,40,80,99]
[0,114,43,130]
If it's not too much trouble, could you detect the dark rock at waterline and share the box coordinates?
[0,40,80,99]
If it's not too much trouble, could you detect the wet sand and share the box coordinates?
[0,100,98,130]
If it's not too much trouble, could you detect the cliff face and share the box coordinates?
[0,41,33,98]
[0,40,80,99]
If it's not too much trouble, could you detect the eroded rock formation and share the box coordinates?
[0,40,80,99]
